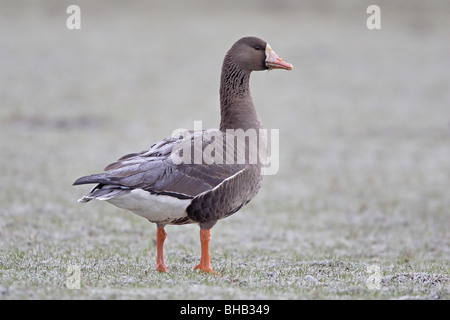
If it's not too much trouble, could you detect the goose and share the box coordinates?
[73,36,292,274]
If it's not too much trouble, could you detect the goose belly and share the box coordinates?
[106,188,193,224]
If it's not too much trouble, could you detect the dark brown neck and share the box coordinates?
[219,56,262,131]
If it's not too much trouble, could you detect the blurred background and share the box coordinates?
[0,0,449,298]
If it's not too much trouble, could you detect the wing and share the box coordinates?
[73,130,247,202]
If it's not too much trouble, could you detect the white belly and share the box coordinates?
[106,188,192,224]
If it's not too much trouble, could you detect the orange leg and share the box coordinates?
[155,227,167,272]
[194,229,221,276]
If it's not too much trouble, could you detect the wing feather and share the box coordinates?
[74,131,247,201]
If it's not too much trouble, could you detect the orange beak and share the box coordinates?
[265,44,293,70]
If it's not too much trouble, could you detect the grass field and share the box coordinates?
[1,0,449,299]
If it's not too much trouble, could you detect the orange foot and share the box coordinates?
[156,262,167,273]
[194,229,221,276]
[194,263,221,276]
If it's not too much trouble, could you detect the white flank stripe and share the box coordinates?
[195,166,246,199]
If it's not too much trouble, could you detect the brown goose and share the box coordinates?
[73,36,292,274]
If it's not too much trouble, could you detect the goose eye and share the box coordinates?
[254,45,261,50]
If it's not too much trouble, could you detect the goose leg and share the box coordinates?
[155,226,167,272]
[194,228,221,276]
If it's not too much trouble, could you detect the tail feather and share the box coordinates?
[77,184,131,203]
[73,173,111,186]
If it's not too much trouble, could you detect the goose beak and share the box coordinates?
[265,44,293,70]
